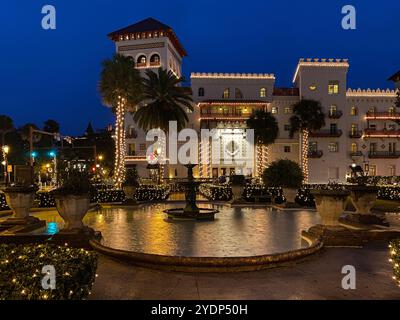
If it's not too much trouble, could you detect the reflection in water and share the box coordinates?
[35,204,321,257]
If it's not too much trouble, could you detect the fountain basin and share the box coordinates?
[164,208,218,221]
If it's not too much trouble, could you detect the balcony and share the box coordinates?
[309,129,343,138]
[349,151,363,157]
[150,61,161,67]
[136,62,147,68]
[308,150,323,158]
[365,111,400,120]
[328,110,343,119]
[368,151,400,159]
[363,129,400,138]
[200,111,249,121]
[349,130,362,138]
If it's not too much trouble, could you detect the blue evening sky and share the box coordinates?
[0,0,399,135]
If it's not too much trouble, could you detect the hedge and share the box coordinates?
[0,244,97,300]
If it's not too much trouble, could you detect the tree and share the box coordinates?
[19,123,41,143]
[289,99,325,183]
[43,119,60,133]
[246,109,279,177]
[99,54,143,187]
[0,115,14,147]
[262,159,304,189]
[133,68,193,132]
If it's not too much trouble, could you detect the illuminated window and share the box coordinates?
[284,107,292,114]
[351,123,358,135]
[150,54,160,65]
[368,106,376,113]
[328,142,339,152]
[328,81,339,94]
[271,106,278,114]
[198,87,205,97]
[235,88,243,99]
[309,84,317,91]
[222,88,230,99]
[128,144,135,156]
[351,143,358,153]
[260,88,267,98]
[388,107,395,114]
[330,105,337,116]
[369,165,377,176]
[186,107,193,113]
[388,165,396,176]
[350,106,358,116]
[137,55,147,66]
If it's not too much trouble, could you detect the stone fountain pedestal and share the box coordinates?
[165,164,218,221]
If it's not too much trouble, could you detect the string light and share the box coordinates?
[389,240,400,287]
[114,96,127,188]
[301,129,309,184]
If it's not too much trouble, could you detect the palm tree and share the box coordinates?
[99,54,142,187]
[246,109,279,177]
[289,99,325,183]
[133,68,193,132]
[133,68,192,183]
[0,115,14,148]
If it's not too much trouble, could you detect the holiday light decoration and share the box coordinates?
[301,129,309,183]
[114,96,127,188]
[389,240,400,287]
[0,244,97,300]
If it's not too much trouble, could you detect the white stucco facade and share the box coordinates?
[110,19,399,183]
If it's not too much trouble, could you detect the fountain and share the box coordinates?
[164,164,219,220]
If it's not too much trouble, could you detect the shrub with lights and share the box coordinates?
[0,244,98,300]
[135,184,170,201]
[0,192,10,211]
[389,239,400,287]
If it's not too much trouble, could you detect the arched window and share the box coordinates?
[198,87,205,97]
[235,88,243,99]
[388,106,395,114]
[350,106,358,116]
[222,88,230,99]
[137,55,147,67]
[260,88,267,98]
[351,143,358,153]
[150,54,160,66]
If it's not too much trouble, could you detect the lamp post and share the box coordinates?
[2,145,9,186]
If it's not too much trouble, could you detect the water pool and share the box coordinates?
[32,203,320,257]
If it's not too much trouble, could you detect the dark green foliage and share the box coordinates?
[123,166,139,187]
[289,99,325,137]
[246,110,279,145]
[52,168,93,196]
[0,244,97,300]
[133,68,193,132]
[263,159,304,189]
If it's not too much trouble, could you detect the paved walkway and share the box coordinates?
[90,244,400,300]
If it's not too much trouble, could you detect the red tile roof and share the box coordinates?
[108,18,187,57]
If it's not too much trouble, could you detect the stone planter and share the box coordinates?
[348,185,378,214]
[2,185,38,223]
[282,188,298,204]
[53,194,90,231]
[311,189,350,226]
[123,185,137,203]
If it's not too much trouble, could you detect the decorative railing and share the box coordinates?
[349,130,362,138]
[368,151,400,159]
[308,150,323,158]
[365,112,400,120]
[328,110,343,119]
[349,151,363,157]
[363,129,400,138]
[150,61,161,67]
[310,129,343,138]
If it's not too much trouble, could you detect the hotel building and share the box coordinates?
[108,18,399,183]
